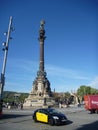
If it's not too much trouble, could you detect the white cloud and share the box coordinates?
[88,76,98,88]
[8,58,90,81]
[5,58,94,92]
[46,64,90,80]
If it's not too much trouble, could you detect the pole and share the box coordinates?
[0,16,13,114]
[2,16,12,75]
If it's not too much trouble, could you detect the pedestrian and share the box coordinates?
[20,102,23,110]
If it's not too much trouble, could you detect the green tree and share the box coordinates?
[91,88,98,94]
[77,85,98,98]
[3,91,29,103]
[64,92,71,98]
[77,85,91,97]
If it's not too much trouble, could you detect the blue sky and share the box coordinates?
[0,0,98,93]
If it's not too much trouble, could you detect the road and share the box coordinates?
[0,107,98,130]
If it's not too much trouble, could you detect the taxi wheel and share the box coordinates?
[33,115,37,122]
[49,118,54,126]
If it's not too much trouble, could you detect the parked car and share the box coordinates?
[32,108,67,125]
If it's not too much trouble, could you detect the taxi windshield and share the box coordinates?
[46,108,60,114]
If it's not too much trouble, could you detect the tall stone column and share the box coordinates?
[39,20,45,72]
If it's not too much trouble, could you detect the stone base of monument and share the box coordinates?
[23,96,55,108]
[42,105,48,108]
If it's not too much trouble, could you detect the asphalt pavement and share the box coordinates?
[0,106,98,130]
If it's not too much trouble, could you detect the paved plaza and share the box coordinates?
[0,106,98,130]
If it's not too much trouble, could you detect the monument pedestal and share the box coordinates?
[23,95,55,108]
[23,70,55,108]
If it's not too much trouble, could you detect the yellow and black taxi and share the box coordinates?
[32,108,67,125]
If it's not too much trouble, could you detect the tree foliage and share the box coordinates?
[64,91,71,98]
[3,91,29,103]
[77,85,98,98]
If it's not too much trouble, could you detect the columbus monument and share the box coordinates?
[24,20,55,107]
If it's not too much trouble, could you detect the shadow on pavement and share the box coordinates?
[0,113,30,120]
[76,121,98,130]
[66,120,73,125]
[58,120,73,126]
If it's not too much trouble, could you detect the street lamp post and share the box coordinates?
[0,16,14,114]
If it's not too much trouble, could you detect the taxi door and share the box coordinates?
[36,112,48,123]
